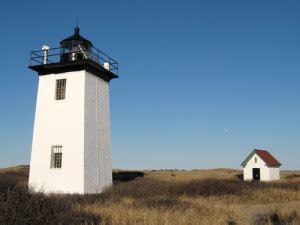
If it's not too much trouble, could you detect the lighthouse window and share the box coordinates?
[55,79,66,100]
[51,145,63,169]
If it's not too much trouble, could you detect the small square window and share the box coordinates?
[55,79,66,100]
[51,145,62,169]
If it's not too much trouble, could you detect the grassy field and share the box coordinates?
[0,166,299,224]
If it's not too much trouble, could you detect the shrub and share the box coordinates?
[0,173,19,194]
[255,209,299,225]
[0,173,100,225]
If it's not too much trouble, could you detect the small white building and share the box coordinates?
[241,149,281,181]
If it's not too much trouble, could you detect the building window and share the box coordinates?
[255,157,257,163]
[51,145,63,169]
[55,79,66,100]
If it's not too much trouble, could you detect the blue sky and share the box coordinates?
[0,0,299,169]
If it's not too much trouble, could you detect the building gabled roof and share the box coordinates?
[241,149,281,167]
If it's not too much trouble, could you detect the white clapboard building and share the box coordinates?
[241,149,281,181]
[28,27,119,194]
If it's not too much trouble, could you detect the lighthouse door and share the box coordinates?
[252,168,260,181]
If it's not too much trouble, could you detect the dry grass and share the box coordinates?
[0,166,299,224]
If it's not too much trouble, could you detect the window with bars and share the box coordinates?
[55,79,66,100]
[51,145,63,169]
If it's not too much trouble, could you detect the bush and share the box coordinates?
[0,173,19,194]
[255,209,299,225]
[0,173,100,225]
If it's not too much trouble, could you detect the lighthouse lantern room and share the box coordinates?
[28,27,118,194]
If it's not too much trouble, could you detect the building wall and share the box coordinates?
[269,167,280,180]
[29,70,113,194]
[243,153,280,181]
[29,71,85,193]
[84,72,112,193]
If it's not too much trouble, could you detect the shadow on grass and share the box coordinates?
[285,174,300,179]
[236,174,243,181]
[113,171,144,183]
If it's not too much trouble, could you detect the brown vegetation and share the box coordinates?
[0,166,299,224]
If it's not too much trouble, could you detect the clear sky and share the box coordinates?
[0,0,299,170]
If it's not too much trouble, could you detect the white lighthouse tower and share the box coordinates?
[28,27,118,194]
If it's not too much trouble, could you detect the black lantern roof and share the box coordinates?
[60,27,93,50]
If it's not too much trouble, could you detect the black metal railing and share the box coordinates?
[29,46,118,75]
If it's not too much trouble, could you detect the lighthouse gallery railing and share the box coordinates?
[29,46,118,75]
